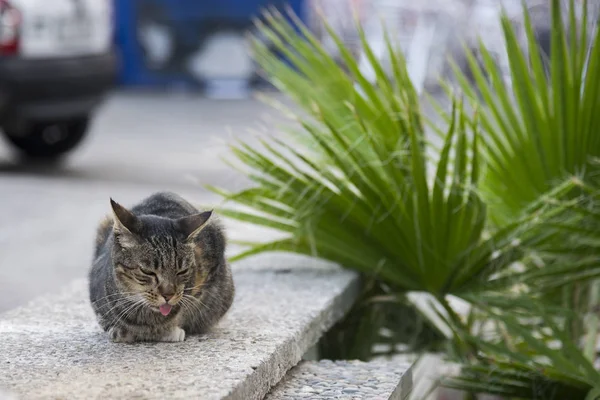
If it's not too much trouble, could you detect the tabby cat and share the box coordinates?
[89,192,234,343]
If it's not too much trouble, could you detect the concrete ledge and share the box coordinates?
[266,359,413,400]
[0,389,17,400]
[0,256,360,400]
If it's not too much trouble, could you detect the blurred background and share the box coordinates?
[0,0,594,312]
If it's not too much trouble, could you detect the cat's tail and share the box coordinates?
[95,215,113,257]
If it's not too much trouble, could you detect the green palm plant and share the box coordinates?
[211,4,568,352]
[444,181,600,398]
[442,297,600,399]
[446,0,600,227]
[434,1,600,396]
[210,1,600,398]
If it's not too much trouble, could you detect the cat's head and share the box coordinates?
[108,199,211,317]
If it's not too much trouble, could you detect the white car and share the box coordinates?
[0,0,116,160]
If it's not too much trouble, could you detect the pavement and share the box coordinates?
[0,92,290,191]
[0,92,290,313]
[0,259,361,400]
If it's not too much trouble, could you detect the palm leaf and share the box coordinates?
[450,0,600,226]
[213,3,600,396]
[443,298,600,399]
[215,10,532,299]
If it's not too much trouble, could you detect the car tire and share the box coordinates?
[3,117,90,160]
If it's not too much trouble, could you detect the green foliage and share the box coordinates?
[443,295,600,399]
[213,8,547,300]
[211,0,600,399]
[448,0,600,226]
[439,0,600,396]
[445,181,600,398]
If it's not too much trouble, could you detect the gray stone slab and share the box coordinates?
[0,389,17,400]
[0,258,360,400]
[266,359,413,400]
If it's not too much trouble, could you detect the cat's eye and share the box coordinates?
[139,268,157,278]
[176,269,189,276]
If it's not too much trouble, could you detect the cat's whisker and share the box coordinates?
[98,295,143,316]
[183,296,206,321]
[99,291,138,297]
[188,293,208,308]
[179,296,200,317]
[182,294,207,316]
[108,300,141,327]
[110,297,146,321]
[183,282,206,293]
[109,298,147,330]
[99,299,135,317]
[178,297,195,318]
[118,300,147,327]
[90,291,140,305]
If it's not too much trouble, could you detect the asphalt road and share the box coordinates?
[0,92,289,312]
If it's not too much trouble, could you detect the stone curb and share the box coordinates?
[266,359,413,400]
[0,258,361,400]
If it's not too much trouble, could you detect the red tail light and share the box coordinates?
[0,0,21,55]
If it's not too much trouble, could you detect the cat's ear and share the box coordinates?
[110,199,139,232]
[110,199,141,248]
[177,211,212,240]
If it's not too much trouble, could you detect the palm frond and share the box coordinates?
[213,10,542,300]
[443,298,600,399]
[450,0,600,226]
[213,2,600,397]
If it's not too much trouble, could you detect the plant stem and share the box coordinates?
[583,279,600,362]
[437,295,478,361]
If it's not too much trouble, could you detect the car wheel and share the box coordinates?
[3,117,90,160]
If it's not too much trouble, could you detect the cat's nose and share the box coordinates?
[159,284,176,302]
[162,292,175,302]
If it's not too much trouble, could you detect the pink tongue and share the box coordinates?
[159,304,172,316]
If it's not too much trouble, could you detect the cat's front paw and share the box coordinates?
[108,326,135,343]
[161,327,186,342]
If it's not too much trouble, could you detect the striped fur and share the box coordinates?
[88,192,234,343]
